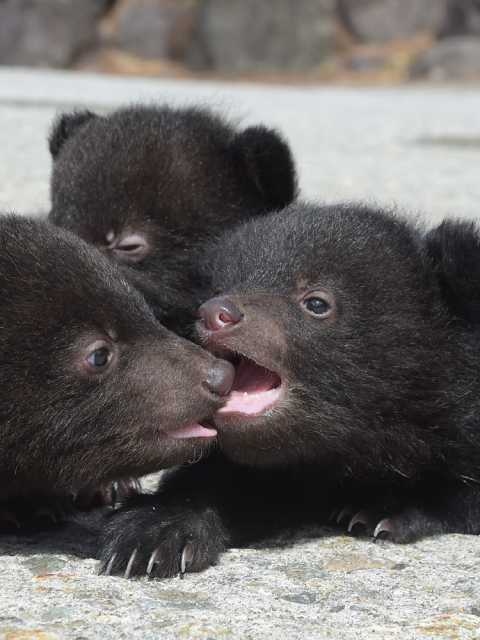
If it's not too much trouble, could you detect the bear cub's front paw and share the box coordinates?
[98,496,228,579]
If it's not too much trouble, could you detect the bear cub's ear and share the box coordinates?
[49,110,97,158]
[426,219,480,324]
[232,126,298,211]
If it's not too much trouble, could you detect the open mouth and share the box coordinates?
[218,354,283,417]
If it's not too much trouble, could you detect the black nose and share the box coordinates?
[199,297,243,332]
[204,359,235,397]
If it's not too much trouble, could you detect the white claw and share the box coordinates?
[348,511,368,533]
[103,552,117,576]
[180,543,194,575]
[124,548,138,579]
[373,518,392,539]
[146,547,160,577]
[336,505,353,524]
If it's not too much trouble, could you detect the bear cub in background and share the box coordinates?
[48,105,297,334]
[98,203,480,579]
[0,214,234,535]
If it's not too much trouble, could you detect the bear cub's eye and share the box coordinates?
[88,347,110,368]
[301,292,334,318]
[85,343,113,372]
[105,231,150,264]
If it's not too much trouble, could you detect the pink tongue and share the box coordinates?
[219,357,282,416]
[170,423,217,439]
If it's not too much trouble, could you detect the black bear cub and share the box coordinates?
[0,215,234,526]
[99,202,480,579]
[48,105,297,333]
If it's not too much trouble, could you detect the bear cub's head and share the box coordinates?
[196,203,470,479]
[48,105,297,332]
[0,215,233,499]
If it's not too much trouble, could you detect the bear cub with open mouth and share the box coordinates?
[99,202,480,579]
[0,214,234,535]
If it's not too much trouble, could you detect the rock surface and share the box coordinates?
[338,0,449,42]
[110,0,197,61]
[1,516,480,639]
[410,36,480,79]
[186,0,336,72]
[0,0,111,68]
[441,0,480,36]
[3,0,480,78]
[1,68,480,638]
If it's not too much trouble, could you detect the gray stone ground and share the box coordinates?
[2,68,480,639]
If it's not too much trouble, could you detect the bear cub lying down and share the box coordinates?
[48,105,297,333]
[0,215,234,525]
[99,202,480,579]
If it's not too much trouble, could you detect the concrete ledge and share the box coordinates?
[1,67,480,221]
[2,516,480,640]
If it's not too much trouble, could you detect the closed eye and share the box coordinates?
[108,233,150,263]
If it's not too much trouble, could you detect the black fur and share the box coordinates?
[100,202,480,578]
[48,110,96,158]
[426,219,480,324]
[0,214,229,509]
[48,105,297,333]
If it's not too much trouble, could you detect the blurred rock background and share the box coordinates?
[2,0,480,82]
